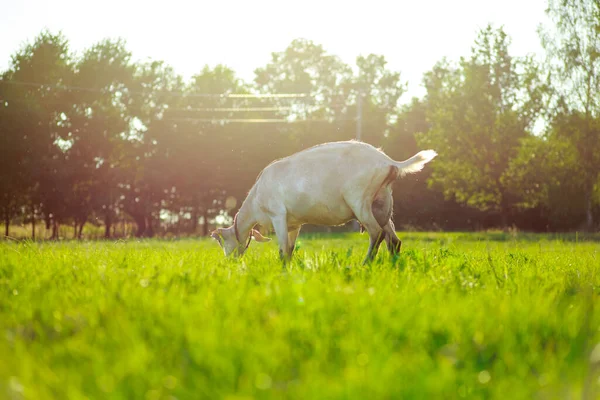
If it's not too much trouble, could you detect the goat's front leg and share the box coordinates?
[271,216,291,263]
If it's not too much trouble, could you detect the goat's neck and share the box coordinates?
[234,195,256,244]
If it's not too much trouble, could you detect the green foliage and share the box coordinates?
[503,135,588,226]
[1,234,599,398]
[0,30,75,237]
[355,54,406,147]
[255,38,353,120]
[504,107,600,227]
[540,0,600,228]
[541,0,600,117]
[418,26,546,214]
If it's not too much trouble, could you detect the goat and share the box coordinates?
[211,140,437,263]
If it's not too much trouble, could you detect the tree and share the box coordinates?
[355,54,406,147]
[384,98,439,229]
[539,0,600,229]
[254,39,354,150]
[504,132,587,230]
[418,26,546,226]
[118,60,185,237]
[0,31,75,239]
[169,65,248,235]
[255,39,353,120]
[0,73,28,237]
[66,38,136,238]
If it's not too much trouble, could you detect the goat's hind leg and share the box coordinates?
[288,227,301,256]
[372,187,401,255]
[346,168,396,264]
[364,223,386,264]
[383,219,401,255]
[351,202,385,264]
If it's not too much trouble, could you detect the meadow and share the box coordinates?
[1,232,599,399]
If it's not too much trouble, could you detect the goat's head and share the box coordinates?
[211,226,270,257]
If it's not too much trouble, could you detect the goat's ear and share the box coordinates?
[210,229,223,247]
[251,229,271,243]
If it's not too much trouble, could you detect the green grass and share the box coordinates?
[1,232,599,399]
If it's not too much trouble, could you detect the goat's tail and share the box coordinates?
[394,150,437,175]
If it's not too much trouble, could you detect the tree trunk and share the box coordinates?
[73,222,78,239]
[499,194,510,232]
[146,215,155,238]
[192,207,199,235]
[202,209,208,236]
[585,190,594,231]
[132,213,146,238]
[4,208,9,237]
[501,213,508,231]
[31,205,35,240]
[51,220,59,240]
[78,222,84,239]
[104,211,112,239]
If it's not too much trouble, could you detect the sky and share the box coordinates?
[1,0,549,100]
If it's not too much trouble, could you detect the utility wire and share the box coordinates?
[166,117,344,123]
[0,80,309,98]
[175,107,293,112]
[1,80,361,124]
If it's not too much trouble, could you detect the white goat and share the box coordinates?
[211,140,437,263]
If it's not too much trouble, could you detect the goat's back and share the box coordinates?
[250,141,394,226]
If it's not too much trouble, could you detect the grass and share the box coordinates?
[0,232,599,399]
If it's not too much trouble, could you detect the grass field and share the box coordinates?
[1,232,599,399]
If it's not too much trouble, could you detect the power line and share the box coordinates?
[177,106,293,112]
[166,117,340,123]
[1,80,360,125]
[1,97,350,110]
[1,80,99,93]
[0,80,309,98]
[218,93,307,98]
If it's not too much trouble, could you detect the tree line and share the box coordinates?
[1,0,598,239]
